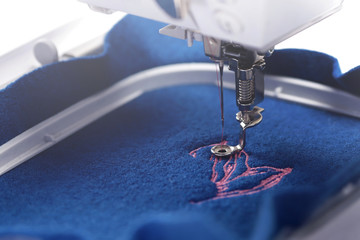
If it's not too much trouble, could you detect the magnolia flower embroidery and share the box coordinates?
[189,141,293,203]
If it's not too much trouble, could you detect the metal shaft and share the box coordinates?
[236,68,256,109]
[219,61,224,129]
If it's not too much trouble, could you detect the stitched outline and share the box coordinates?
[190,141,293,203]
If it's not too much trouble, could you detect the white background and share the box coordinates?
[278,0,360,72]
[0,0,359,72]
[0,0,122,58]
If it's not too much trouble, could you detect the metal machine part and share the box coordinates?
[203,38,270,109]
[203,37,271,154]
[211,106,264,157]
[202,36,270,149]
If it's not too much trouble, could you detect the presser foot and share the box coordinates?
[211,106,264,157]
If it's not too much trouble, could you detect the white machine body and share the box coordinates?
[80,0,343,52]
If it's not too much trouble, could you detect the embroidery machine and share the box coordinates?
[80,0,343,155]
[2,1,360,240]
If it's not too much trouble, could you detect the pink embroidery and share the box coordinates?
[190,142,293,203]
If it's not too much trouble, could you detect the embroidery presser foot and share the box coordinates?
[206,46,269,157]
[211,107,264,157]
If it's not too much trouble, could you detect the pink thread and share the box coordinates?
[190,142,293,203]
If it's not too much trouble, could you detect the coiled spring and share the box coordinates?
[236,72,255,106]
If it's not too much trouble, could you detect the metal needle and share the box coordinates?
[219,61,224,130]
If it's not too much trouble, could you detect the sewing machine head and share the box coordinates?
[81,0,343,155]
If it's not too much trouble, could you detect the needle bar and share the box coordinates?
[219,61,224,130]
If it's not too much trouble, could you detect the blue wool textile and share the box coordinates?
[0,16,360,240]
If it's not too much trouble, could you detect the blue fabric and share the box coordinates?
[0,15,360,240]
[0,232,83,240]
[266,49,360,95]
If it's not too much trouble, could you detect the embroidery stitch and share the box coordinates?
[190,142,293,203]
